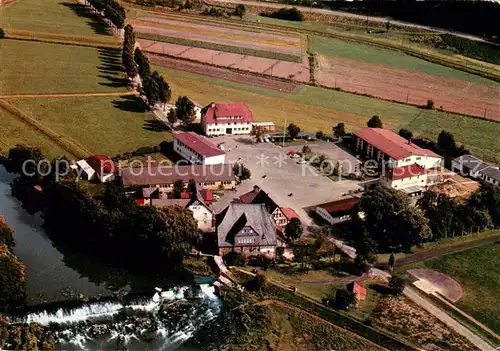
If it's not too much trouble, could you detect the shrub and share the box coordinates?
[388,274,405,295]
[135,146,156,155]
[426,99,435,109]
[316,131,326,140]
[0,28,4,39]
[245,273,267,291]
[260,7,304,21]
[223,251,246,266]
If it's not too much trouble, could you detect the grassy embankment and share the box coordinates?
[402,243,500,335]
[153,66,500,163]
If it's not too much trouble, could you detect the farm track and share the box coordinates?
[0,100,92,159]
[0,92,136,99]
[149,54,297,92]
[134,9,500,83]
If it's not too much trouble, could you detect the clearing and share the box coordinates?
[7,96,171,157]
[0,40,125,94]
[0,0,113,38]
[154,66,500,163]
[415,243,500,334]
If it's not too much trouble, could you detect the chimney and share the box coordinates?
[211,103,215,108]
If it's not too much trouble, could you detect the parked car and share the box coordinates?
[264,137,270,142]
[297,159,306,164]
[212,194,221,201]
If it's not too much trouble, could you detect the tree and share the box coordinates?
[367,115,383,128]
[7,145,46,179]
[288,123,301,140]
[285,218,303,241]
[335,288,356,310]
[175,96,195,123]
[316,131,325,140]
[0,216,15,249]
[0,243,26,304]
[301,145,311,156]
[246,273,266,291]
[223,251,246,266]
[426,99,435,109]
[234,4,246,18]
[187,179,197,198]
[398,128,413,140]
[167,109,177,124]
[437,130,456,156]
[333,123,346,140]
[0,28,4,39]
[134,48,151,82]
[291,242,317,270]
[233,164,251,180]
[122,24,138,78]
[172,180,184,199]
[251,126,264,139]
[388,253,395,271]
[358,185,431,251]
[388,274,405,295]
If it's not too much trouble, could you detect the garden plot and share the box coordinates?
[316,55,500,121]
[134,17,302,57]
[140,39,310,83]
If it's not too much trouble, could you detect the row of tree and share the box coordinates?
[86,0,125,29]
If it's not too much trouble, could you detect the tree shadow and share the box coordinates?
[60,2,112,36]
[144,120,169,132]
[368,283,393,295]
[112,95,147,113]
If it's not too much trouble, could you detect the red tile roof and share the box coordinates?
[174,132,225,158]
[347,281,367,297]
[86,155,114,175]
[201,189,213,203]
[239,185,261,204]
[316,197,360,214]
[136,199,148,206]
[353,128,441,160]
[281,207,299,221]
[391,163,426,180]
[203,102,253,124]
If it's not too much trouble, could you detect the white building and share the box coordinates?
[150,197,215,232]
[76,155,115,183]
[451,154,500,187]
[173,132,225,165]
[353,128,443,192]
[201,102,254,136]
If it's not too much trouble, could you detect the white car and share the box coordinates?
[297,159,306,164]
[264,137,270,142]
[212,194,221,201]
[291,153,300,158]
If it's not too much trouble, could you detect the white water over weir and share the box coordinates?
[14,284,221,350]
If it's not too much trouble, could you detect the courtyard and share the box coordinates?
[211,135,362,224]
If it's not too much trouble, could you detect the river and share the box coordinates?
[0,166,227,350]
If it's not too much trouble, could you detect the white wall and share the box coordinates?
[204,122,252,136]
[189,202,214,231]
[383,173,428,189]
[205,154,226,165]
[395,155,442,169]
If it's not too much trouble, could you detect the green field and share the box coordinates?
[309,36,500,87]
[7,96,171,157]
[156,66,500,163]
[0,0,112,38]
[420,243,500,334]
[0,40,124,94]
[0,108,71,159]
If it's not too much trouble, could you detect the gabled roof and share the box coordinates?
[151,199,191,207]
[281,207,299,221]
[203,102,253,124]
[316,197,360,214]
[217,204,276,248]
[453,154,500,182]
[239,185,261,204]
[353,128,441,160]
[174,132,225,158]
[391,163,426,180]
[86,155,114,175]
[251,190,279,213]
[347,281,367,296]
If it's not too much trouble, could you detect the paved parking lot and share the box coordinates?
[211,136,362,224]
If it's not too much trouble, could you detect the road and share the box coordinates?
[214,0,496,44]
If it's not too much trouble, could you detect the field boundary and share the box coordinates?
[0,92,136,99]
[3,29,121,49]
[136,32,303,62]
[0,100,92,159]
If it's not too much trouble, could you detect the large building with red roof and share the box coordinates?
[173,132,226,165]
[201,102,253,136]
[353,128,442,191]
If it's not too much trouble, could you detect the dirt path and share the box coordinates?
[254,298,388,350]
[0,92,136,99]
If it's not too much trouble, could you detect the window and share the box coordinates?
[416,157,421,160]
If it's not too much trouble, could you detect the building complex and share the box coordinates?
[173,132,225,165]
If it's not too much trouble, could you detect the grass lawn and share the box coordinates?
[8,96,171,157]
[0,0,113,38]
[0,40,125,94]
[0,108,71,159]
[309,36,500,87]
[155,66,500,163]
[412,243,500,334]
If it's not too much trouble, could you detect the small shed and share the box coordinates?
[347,281,367,302]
